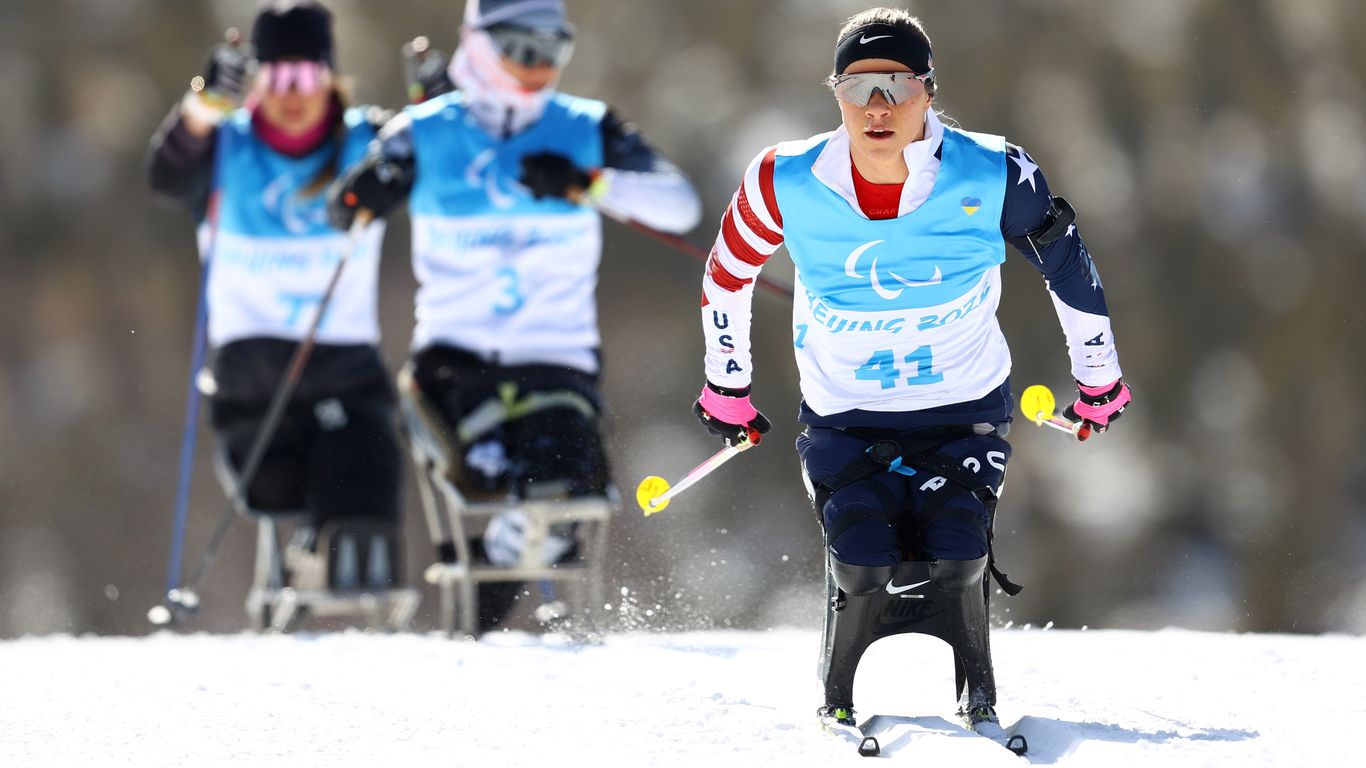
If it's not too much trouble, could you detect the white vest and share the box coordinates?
[205,108,384,347]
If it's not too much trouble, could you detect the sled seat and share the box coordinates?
[397,363,612,638]
[212,447,419,633]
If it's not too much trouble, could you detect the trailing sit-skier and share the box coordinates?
[147,0,406,597]
[328,0,702,631]
[691,7,1132,744]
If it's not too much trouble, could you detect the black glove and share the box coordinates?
[181,36,251,129]
[327,158,411,230]
[693,382,772,446]
[519,152,592,200]
[200,38,251,103]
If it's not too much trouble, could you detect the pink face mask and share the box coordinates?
[256,61,332,95]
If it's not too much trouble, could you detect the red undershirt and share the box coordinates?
[851,160,904,220]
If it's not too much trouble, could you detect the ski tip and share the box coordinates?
[1006,733,1028,756]
[857,735,880,757]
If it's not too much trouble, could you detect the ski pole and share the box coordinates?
[160,194,217,608]
[148,211,375,627]
[635,429,763,516]
[1019,384,1091,441]
[589,200,795,300]
[157,29,244,622]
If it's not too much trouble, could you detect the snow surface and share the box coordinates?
[2,627,1362,767]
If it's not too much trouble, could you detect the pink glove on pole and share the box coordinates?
[1065,379,1132,433]
[694,383,771,445]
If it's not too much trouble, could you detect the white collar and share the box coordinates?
[810,108,945,219]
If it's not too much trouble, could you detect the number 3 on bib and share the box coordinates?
[854,346,944,389]
[493,267,524,315]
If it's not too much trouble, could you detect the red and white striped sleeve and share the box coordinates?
[701,146,785,390]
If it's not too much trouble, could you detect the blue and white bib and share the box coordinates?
[206,107,384,346]
[775,126,1012,414]
[405,91,607,372]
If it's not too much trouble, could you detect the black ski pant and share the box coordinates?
[209,377,403,526]
[797,426,1011,566]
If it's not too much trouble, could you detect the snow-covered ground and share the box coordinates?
[2,627,1361,767]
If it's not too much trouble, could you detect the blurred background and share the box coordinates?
[2,0,1363,638]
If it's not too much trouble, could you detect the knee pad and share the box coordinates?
[918,496,991,561]
[823,480,902,563]
[509,408,609,497]
[829,555,898,596]
[931,555,988,591]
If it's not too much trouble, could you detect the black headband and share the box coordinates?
[834,22,932,76]
[253,0,334,65]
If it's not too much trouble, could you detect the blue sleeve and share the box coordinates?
[1000,144,1109,317]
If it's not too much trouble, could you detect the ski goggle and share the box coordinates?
[485,23,576,68]
[826,70,935,106]
[257,60,333,95]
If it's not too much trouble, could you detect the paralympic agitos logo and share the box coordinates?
[844,240,941,300]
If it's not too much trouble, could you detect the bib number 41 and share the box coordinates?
[855,346,943,389]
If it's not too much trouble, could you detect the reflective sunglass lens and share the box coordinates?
[829,73,926,106]
[490,26,573,68]
[296,63,318,93]
[261,62,329,94]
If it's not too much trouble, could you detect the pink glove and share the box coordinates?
[693,383,771,445]
[1064,379,1131,433]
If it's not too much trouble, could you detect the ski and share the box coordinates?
[822,712,1028,758]
[955,711,1029,756]
[819,710,880,757]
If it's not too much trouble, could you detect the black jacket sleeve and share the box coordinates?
[147,104,217,221]
[600,108,681,174]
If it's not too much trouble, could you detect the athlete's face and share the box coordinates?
[835,58,931,180]
[498,56,559,91]
[255,60,333,136]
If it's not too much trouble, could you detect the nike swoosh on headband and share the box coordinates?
[860,34,893,44]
